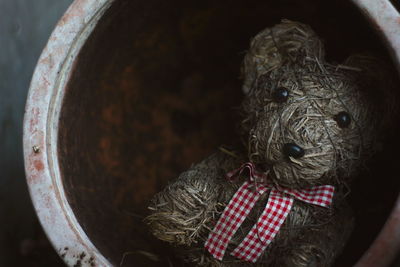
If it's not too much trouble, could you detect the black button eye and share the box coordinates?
[283,143,305,159]
[334,111,351,128]
[272,87,289,103]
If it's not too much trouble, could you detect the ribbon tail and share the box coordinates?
[231,189,294,263]
[283,185,335,207]
[205,181,267,260]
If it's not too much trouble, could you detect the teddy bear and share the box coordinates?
[144,20,394,266]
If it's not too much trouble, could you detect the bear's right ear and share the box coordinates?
[242,20,325,94]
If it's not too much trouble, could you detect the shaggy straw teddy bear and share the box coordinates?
[145,20,394,266]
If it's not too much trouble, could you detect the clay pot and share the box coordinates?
[24,0,400,266]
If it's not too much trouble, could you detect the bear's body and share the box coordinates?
[147,151,353,266]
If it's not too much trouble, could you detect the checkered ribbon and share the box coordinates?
[204,162,334,263]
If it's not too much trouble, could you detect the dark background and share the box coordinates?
[0,0,71,266]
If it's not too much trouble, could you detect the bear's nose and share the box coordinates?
[283,143,305,159]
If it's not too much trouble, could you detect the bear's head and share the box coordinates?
[241,20,393,189]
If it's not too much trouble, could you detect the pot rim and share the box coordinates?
[23,0,400,266]
[23,0,115,266]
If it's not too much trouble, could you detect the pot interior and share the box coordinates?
[58,0,400,265]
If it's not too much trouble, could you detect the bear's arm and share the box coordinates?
[145,151,240,247]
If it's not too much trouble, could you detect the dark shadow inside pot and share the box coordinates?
[57,0,400,265]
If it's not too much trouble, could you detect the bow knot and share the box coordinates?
[226,162,269,191]
[205,162,334,263]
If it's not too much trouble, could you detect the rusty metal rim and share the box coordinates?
[23,0,400,266]
[23,0,114,266]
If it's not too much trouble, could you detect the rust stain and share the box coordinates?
[33,159,44,172]
[27,158,45,185]
[27,130,45,184]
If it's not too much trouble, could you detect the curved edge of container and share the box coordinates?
[23,0,115,266]
[351,1,400,266]
[23,0,400,266]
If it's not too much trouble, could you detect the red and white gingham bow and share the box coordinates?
[204,162,334,263]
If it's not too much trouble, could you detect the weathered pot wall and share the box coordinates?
[350,1,400,266]
[24,0,400,266]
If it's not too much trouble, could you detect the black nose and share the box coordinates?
[283,143,305,159]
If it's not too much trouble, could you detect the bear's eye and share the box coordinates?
[272,87,289,103]
[334,111,351,128]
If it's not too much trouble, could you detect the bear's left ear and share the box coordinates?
[242,20,325,94]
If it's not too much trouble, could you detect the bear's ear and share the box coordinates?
[242,20,324,94]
